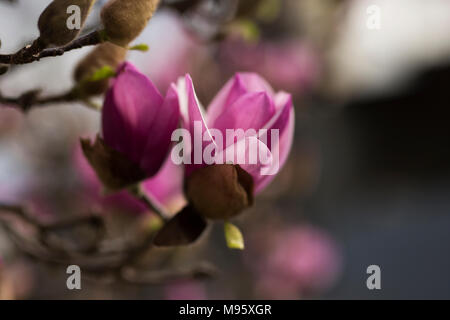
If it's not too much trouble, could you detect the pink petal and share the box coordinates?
[141,157,185,212]
[206,73,275,126]
[206,75,247,126]
[254,92,295,193]
[102,62,164,165]
[220,136,273,178]
[211,92,276,142]
[235,72,275,96]
[178,74,215,176]
[139,84,180,176]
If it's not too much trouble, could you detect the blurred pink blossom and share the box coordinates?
[246,225,342,299]
[220,39,320,94]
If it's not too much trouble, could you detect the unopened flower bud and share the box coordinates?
[101,0,160,46]
[74,42,127,96]
[186,164,254,220]
[82,62,180,191]
[38,0,96,46]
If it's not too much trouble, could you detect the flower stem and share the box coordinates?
[128,184,169,223]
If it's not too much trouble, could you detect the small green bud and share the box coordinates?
[224,222,245,250]
[38,0,96,46]
[128,43,149,52]
[101,0,160,46]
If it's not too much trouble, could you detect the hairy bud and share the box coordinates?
[74,42,127,96]
[101,0,160,46]
[38,0,96,46]
[186,164,254,220]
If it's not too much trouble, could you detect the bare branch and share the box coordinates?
[0,89,77,112]
[0,202,217,285]
[0,31,102,65]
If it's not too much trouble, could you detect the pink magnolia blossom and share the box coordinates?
[102,62,180,178]
[177,73,295,193]
[220,40,320,94]
[246,225,342,299]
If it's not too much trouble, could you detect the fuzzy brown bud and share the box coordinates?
[101,0,160,46]
[186,164,254,220]
[38,0,96,46]
[74,42,127,96]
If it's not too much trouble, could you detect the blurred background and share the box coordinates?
[1,0,450,299]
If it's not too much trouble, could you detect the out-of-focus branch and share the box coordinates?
[120,262,218,285]
[0,203,216,285]
[0,89,77,112]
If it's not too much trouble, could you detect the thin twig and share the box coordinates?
[0,31,102,65]
[128,184,170,223]
[120,262,218,285]
[0,202,216,286]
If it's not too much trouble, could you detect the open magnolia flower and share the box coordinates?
[176,73,295,219]
[154,72,294,246]
[81,62,180,190]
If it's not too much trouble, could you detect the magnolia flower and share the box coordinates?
[82,62,180,190]
[220,39,321,94]
[177,72,295,194]
[245,225,342,299]
[220,39,320,94]
[157,72,294,224]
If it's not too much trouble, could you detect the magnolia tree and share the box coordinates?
[0,0,302,290]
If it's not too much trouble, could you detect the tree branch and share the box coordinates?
[0,202,216,285]
[0,89,77,112]
[0,31,102,65]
